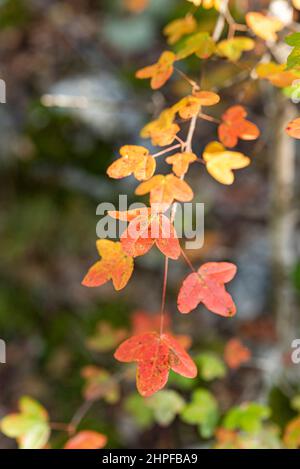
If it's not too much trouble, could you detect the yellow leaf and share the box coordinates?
[246,12,283,42]
[166,152,197,177]
[217,37,255,61]
[176,32,215,60]
[136,51,176,89]
[140,109,180,147]
[256,62,298,87]
[164,15,197,45]
[107,145,156,181]
[203,141,250,185]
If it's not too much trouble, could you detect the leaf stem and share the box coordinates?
[159,256,169,336]
[152,143,181,158]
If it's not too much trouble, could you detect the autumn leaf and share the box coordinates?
[203,141,250,185]
[284,416,300,448]
[123,0,149,14]
[256,62,298,88]
[285,33,300,69]
[114,332,197,396]
[0,396,50,449]
[81,366,120,403]
[286,117,300,138]
[141,109,180,147]
[246,12,283,42]
[82,240,134,291]
[164,15,197,45]
[218,105,260,148]
[217,37,255,61]
[171,91,220,119]
[166,152,197,177]
[176,32,215,60]
[136,51,176,89]
[135,174,193,208]
[224,338,251,369]
[64,431,107,449]
[107,145,156,181]
[109,208,181,259]
[177,262,237,317]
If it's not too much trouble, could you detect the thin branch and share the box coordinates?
[159,256,169,336]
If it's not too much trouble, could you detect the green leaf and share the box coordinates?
[0,396,50,449]
[176,32,215,60]
[285,33,300,47]
[147,390,185,427]
[223,402,271,434]
[180,388,219,438]
[195,352,226,381]
[124,394,154,430]
[285,34,300,69]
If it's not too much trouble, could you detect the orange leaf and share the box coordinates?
[286,117,300,138]
[177,262,237,317]
[64,431,107,449]
[109,209,181,259]
[140,109,180,147]
[163,14,197,45]
[284,416,300,449]
[246,12,283,42]
[82,240,134,290]
[256,62,298,88]
[218,105,260,148]
[107,145,156,181]
[135,174,193,208]
[224,338,251,369]
[172,91,220,120]
[166,152,197,177]
[114,332,197,396]
[136,51,176,89]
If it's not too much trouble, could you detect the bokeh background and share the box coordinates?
[0,0,300,449]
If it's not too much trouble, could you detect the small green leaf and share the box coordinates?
[223,402,271,434]
[124,394,154,429]
[196,352,226,381]
[176,32,215,60]
[180,388,219,438]
[147,390,185,427]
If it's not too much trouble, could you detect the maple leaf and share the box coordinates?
[0,396,50,449]
[114,332,197,396]
[286,117,300,138]
[136,51,176,89]
[166,152,197,177]
[172,91,220,119]
[176,32,216,60]
[203,141,250,185]
[81,366,120,403]
[246,12,283,42]
[177,262,237,317]
[107,145,156,181]
[218,105,260,148]
[135,174,193,208]
[224,338,251,369]
[109,208,181,259]
[141,109,180,147]
[82,240,134,291]
[64,431,107,449]
[256,62,299,88]
[216,37,255,62]
[164,15,197,45]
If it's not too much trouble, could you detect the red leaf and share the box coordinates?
[177,262,237,317]
[224,338,251,369]
[218,106,260,148]
[114,332,197,396]
[64,431,107,449]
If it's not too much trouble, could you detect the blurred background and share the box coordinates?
[0,0,300,449]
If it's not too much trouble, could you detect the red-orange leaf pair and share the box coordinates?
[64,431,107,449]
[114,332,197,396]
[177,262,237,317]
[136,51,176,89]
[82,240,134,290]
[109,208,180,259]
[218,106,260,148]
[107,145,156,181]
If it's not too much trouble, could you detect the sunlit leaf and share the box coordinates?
[246,12,283,42]
[217,37,255,61]
[82,240,134,291]
[136,51,176,89]
[135,174,193,208]
[166,152,197,177]
[203,141,250,185]
[107,145,156,181]
[164,15,197,45]
[141,109,180,147]
[176,32,215,60]
[218,105,260,148]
